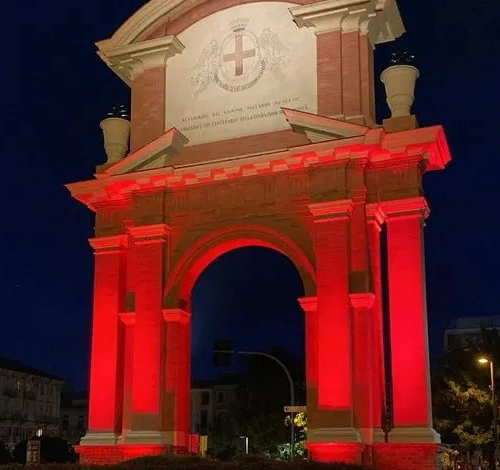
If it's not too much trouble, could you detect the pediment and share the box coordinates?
[96,0,404,52]
[103,128,188,176]
[282,108,370,143]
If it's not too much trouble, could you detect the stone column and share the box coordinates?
[125,224,170,446]
[81,235,127,447]
[100,36,184,152]
[382,197,438,444]
[365,204,386,443]
[308,200,363,463]
[163,309,191,452]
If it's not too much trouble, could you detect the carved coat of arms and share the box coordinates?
[190,18,290,97]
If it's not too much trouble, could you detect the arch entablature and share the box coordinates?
[164,223,316,309]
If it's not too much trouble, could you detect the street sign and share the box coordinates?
[284,406,307,413]
[26,440,41,465]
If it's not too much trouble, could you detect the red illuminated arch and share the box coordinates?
[165,224,316,309]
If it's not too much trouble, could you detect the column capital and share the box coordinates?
[99,36,185,86]
[350,292,375,309]
[309,199,354,223]
[298,296,318,313]
[290,0,404,42]
[89,234,128,254]
[381,197,429,220]
[128,224,171,243]
[163,309,191,325]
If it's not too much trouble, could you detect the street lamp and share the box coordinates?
[239,436,249,455]
[478,356,499,468]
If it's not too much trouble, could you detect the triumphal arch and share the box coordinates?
[67,0,451,468]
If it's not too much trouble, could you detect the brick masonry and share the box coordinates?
[373,443,441,470]
[131,67,166,152]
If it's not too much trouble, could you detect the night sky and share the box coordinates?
[1,0,499,391]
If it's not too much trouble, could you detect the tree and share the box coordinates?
[433,328,500,466]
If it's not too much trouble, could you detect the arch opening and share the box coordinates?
[189,245,307,454]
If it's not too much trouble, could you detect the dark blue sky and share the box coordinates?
[1,0,499,391]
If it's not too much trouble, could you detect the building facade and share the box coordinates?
[191,382,237,436]
[444,316,500,350]
[67,0,451,468]
[61,393,88,445]
[0,358,64,449]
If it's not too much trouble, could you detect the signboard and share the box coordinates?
[284,406,307,413]
[26,440,41,465]
[166,1,317,145]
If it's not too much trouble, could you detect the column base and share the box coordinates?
[122,430,170,445]
[308,442,365,464]
[79,432,119,446]
[373,443,441,470]
[308,427,362,443]
[372,428,387,443]
[388,427,441,443]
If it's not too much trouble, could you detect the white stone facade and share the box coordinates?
[0,360,65,449]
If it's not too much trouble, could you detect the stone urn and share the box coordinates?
[100,117,131,163]
[380,65,419,118]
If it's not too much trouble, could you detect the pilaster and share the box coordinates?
[125,224,170,445]
[81,235,128,446]
[365,204,386,443]
[380,197,439,444]
[163,309,191,451]
[308,200,361,452]
[350,293,375,450]
[118,312,135,442]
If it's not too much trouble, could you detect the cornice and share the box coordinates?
[309,199,354,222]
[89,234,128,253]
[381,196,429,219]
[298,296,318,313]
[128,223,171,241]
[365,203,385,227]
[163,308,191,324]
[66,125,450,211]
[290,0,404,43]
[350,292,375,309]
[98,35,184,86]
[96,0,188,50]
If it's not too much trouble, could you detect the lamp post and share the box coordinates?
[239,435,249,454]
[478,356,498,468]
